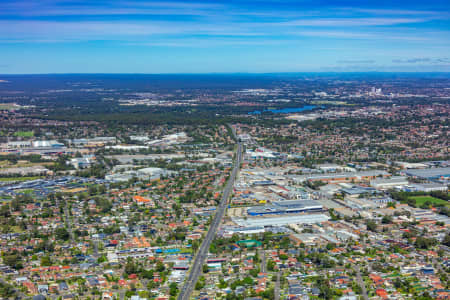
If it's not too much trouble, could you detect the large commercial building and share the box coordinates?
[291,170,389,184]
[233,214,330,227]
[2,140,64,149]
[405,167,450,180]
[370,176,409,189]
[247,200,323,216]
[409,183,448,192]
[105,167,176,182]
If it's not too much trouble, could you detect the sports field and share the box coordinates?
[409,196,449,207]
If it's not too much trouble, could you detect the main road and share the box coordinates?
[354,265,369,300]
[177,125,242,300]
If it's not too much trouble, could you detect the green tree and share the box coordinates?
[0,281,16,298]
[2,253,23,270]
[202,264,209,273]
[41,255,52,266]
[381,215,393,224]
[169,282,178,296]
[443,233,450,247]
[366,220,377,232]
[55,227,70,241]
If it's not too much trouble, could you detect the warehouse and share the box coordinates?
[370,176,409,189]
[409,183,447,192]
[247,200,323,216]
[291,170,389,184]
[405,167,450,180]
[233,214,330,227]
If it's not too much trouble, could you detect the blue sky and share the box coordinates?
[0,0,449,73]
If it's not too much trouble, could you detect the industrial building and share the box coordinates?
[1,140,65,149]
[105,167,176,182]
[233,214,330,227]
[292,170,389,184]
[407,183,448,192]
[370,176,409,189]
[405,167,450,180]
[247,200,323,216]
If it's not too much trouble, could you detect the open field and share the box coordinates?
[0,161,54,169]
[409,196,449,207]
[0,103,17,110]
[13,131,34,137]
[0,176,43,182]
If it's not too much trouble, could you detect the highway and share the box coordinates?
[354,265,369,300]
[177,125,242,300]
[274,272,281,300]
[260,249,266,273]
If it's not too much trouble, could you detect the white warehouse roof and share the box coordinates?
[233,214,329,227]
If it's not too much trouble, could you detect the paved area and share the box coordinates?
[177,126,242,300]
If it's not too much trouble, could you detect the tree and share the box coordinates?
[2,253,23,270]
[0,281,16,298]
[267,259,276,271]
[317,276,333,300]
[41,255,52,267]
[156,261,165,272]
[202,264,209,273]
[0,205,10,218]
[55,227,70,241]
[169,282,178,296]
[97,255,107,263]
[443,233,450,247]
[381,215,393,224]
[242,277,254,285]
[415,237,437,249]
[387,201,396,208]
[366,220,377,232]
[218,278,228,288]
[124,258,138,275]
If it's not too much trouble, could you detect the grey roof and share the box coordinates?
[233,214,330,227]
[248,200,322,215]
[292,170,388,182]
[273,200,321,207]
[341,186,376,195]
[370,176,409,184]
[405,167,450,178]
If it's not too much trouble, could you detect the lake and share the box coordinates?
[249,105,317,115]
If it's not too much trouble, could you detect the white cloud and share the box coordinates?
[280,17,428,27]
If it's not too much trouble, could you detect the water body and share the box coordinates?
[249,105,317,115]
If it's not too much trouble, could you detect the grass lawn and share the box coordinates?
[409,196,449,207]
[0,176,42,182]
[0,103,17,110]
[18,189,36,195]
[13,131,34,137]
[10,226,24,233]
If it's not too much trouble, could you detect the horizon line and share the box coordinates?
[1,71,450,76]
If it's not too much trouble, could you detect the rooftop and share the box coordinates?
[233,214,330,227]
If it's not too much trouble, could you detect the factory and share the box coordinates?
[233,214,330,227]
[105,167,176,182]
[247,200,323,216]
[405,167,450,181]
[1,140,65,149]
[292,170,389,184]
[370,176,409,189]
